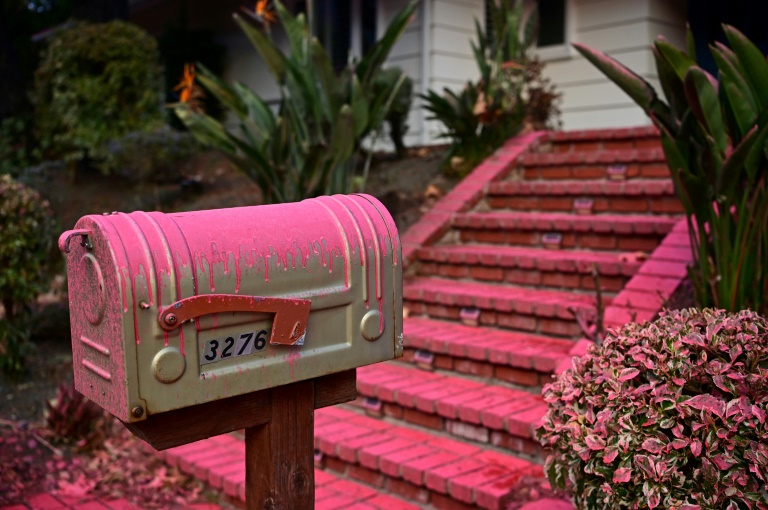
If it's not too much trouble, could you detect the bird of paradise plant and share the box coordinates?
[172,0,418,204]
[173,63,205,113]
[575,26,768,314]
[252,0,277,30]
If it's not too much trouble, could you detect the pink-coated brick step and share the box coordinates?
[403,277,601,338]
[356,363,547,445]
[153,433,420,509]
[519,148,665,167]
[488,179,675,197]
[539,125,659,143]
[453,211,676,236]
[416,245,639,292]
[486,180,682,215]
[403,316,572,375]
[314,406,542,510]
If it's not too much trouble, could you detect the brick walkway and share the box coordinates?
[0,494,221,510]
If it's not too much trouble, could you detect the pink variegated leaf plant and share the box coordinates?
[538,309,768,510]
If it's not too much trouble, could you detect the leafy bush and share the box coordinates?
[574,25,768,315]
[0,116,46,177]
[372,67,413,158]
[539,308,768,510]
[0,175,57,376]
[423,0,561,175]
[46,383,110,451]
[173,0,417,203]
[31,20,163,166]
[95,126,199,184]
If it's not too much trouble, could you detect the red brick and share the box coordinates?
[481,398,540,431]
[489,431,542,457]
[383,403,404,419]
[348,465,385,488]
[404,408,444,430]
[379,444,438,478]
[497,313,537,332]
[469,266,505,282]
[366,494,422,510]
[434,354,453,370]
[641,163,669,177]
[401,451,460,486]
[446,420,489,443]
[610,198,648,212]
[494,366,540,386]
[316,494,358,509]
[323,456,349,475]
[506,405,548,438]
[385,478,430,505]
[431,492,475,510]
[617,236,659,251]
[579,234,616,250]
[426,458,486,494]
[359,439,416,470]
[454,359,494,377]
[337,432,391,463]
[538,198,572,211]
[325,478,378,501]
[449,465,519,504]
[541,272,580,289]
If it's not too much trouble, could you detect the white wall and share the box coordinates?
[379,0,426,148]
[540,0,687,129]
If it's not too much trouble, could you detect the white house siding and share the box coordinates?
[378,0,425,148]
[541,0,687,130]
[427,0,485,142]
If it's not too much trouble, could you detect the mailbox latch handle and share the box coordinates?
[158,295,311,346]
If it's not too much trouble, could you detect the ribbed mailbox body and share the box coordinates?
[59,194,402,423]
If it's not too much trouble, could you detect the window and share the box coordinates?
[298,0,378,72]
[537,0,565,48]
[485,0,570,61]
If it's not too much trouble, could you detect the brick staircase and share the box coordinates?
[156,126,692,509]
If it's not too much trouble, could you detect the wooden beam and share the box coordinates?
[123,369,356,451]
[246,380,315,509]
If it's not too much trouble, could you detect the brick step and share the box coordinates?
[486,179,683,215]
[315,406,542,510]
[154,432,421,510]
[402,316,573,380]
[354,362,547,459]
[453,211,676,252]
[399,317,574,387]
[403,277,600,338]
[536,126,661,153]
[417,245,639,293]
[516,148,668,180]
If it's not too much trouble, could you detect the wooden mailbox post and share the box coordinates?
[59,194,403,508]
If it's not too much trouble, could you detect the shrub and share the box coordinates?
[31,20,163,166]
[574,26,768,315]
[422,0,561,175]
[0,175,57,376]
[94,126,199,184]
[0,116,46,177]
[539,308,768,510]
[172,0,417,203]
[45,383,110,451]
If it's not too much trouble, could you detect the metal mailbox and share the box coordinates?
[59,194,402,424]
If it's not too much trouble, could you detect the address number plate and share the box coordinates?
[200,328,270,366]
